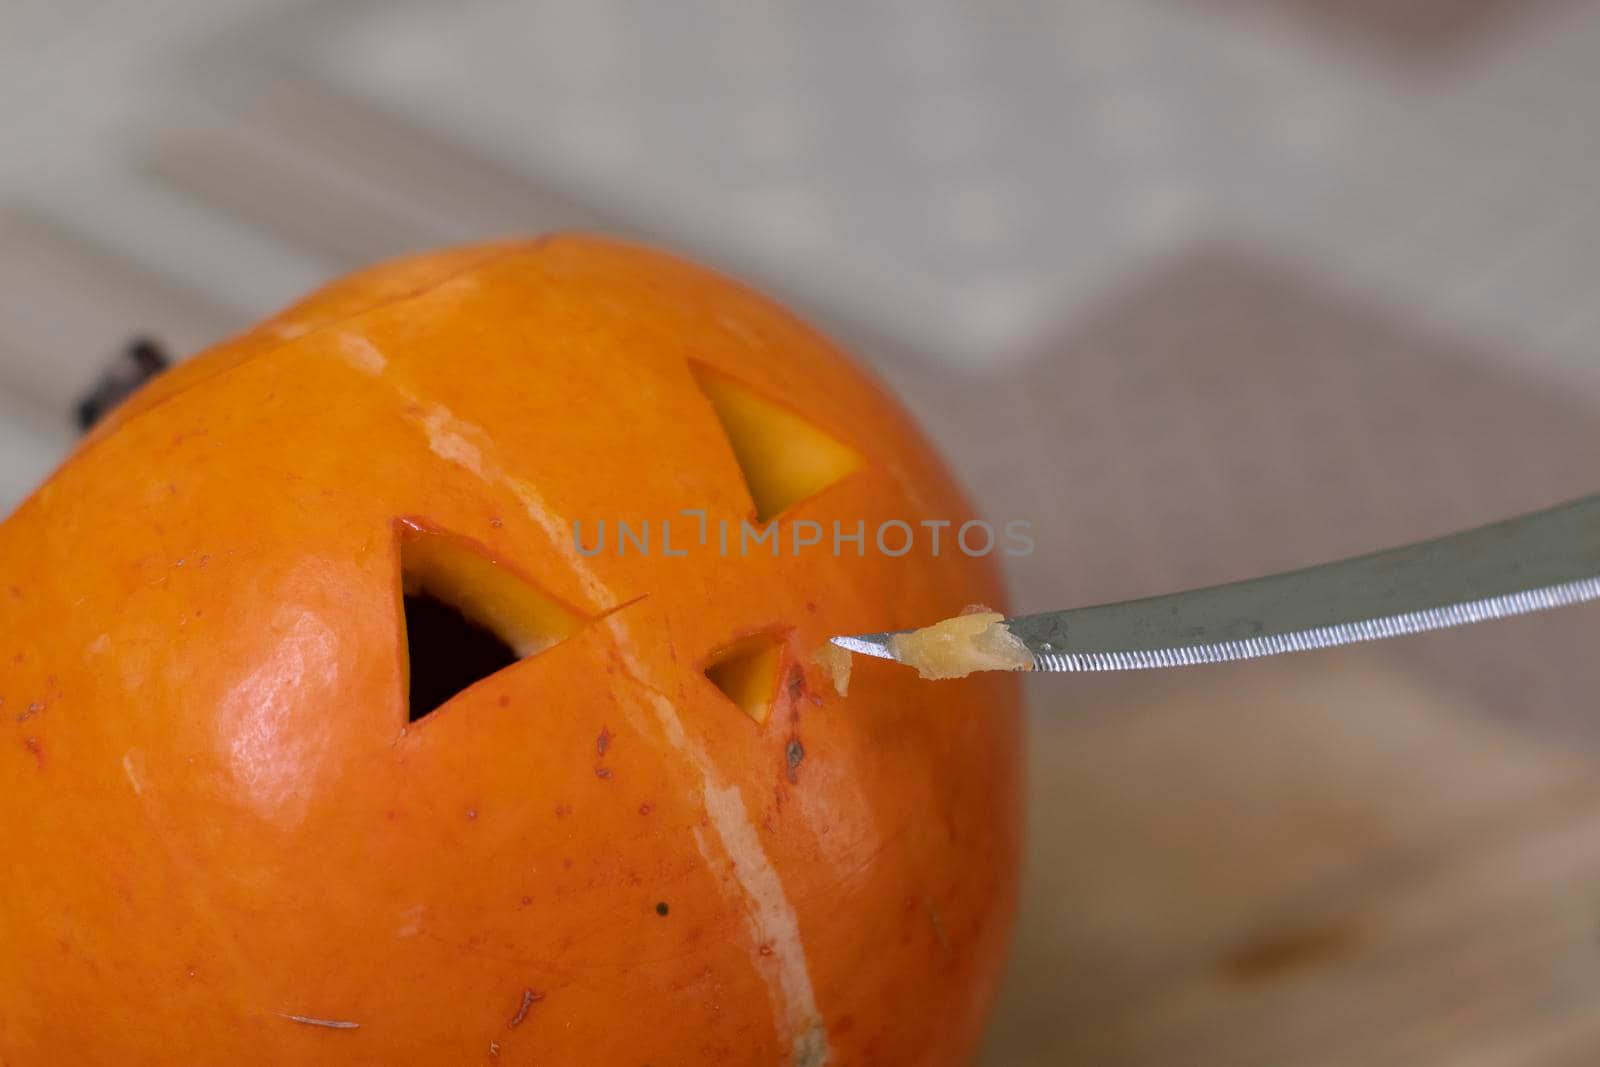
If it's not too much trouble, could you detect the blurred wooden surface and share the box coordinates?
[980,654,1600,1065]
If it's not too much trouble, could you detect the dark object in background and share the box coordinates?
[76,338,169,432]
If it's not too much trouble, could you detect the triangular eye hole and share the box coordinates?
[702,633,786,726]
[398,521,582,722]
[689,363,861,522]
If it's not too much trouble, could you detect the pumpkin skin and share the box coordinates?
[0,236,1023,1065]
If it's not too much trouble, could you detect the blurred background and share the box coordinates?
[9,1,1600,1063]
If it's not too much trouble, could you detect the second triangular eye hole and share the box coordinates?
[689,363,862,523]
[399,521,583,722]
[703,633,786,726]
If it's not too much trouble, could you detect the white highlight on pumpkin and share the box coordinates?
[268,321,310,342]
[395,903,426,939]
[612,627,828,1067]
[217,609,340,828]
[335,333,388,375]
[121,750,145,796]
[419,407,487,479]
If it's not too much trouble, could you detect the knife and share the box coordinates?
[830,491,1600,672]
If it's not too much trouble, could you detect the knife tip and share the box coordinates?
[828,633,898,661]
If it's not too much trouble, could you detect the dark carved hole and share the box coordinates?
[404,590,520,722]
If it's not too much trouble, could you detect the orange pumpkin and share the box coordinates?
[0,236,1022,1064]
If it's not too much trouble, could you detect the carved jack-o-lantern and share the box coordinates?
[0,237,1022,1065]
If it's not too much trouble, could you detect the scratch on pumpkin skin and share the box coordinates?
[507,476,611,604]
[347,355,613,608]
[608,626,829,1067]
[334,346,823,1061]
[277,1013,361,1030]
[508,988,543,1028]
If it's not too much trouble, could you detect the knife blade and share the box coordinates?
[831,491,1600,672]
